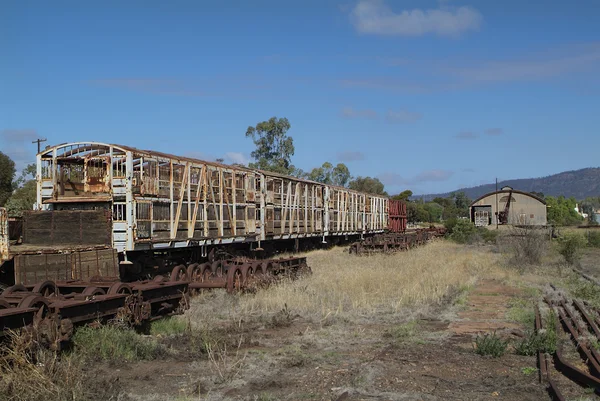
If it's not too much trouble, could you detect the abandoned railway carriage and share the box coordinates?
[0,142,394,285]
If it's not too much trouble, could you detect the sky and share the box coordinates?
[1,0,599,195]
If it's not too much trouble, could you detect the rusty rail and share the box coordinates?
[349,227,445,255]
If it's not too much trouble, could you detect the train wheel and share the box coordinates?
[200,263,214,282]
[32,281,59,298]
[226,266,244,293]
[253,262,266,276]
[1,284,29,296]
[212,261,225,278]
[170,265,188,282]
[18,295,50,321]
[0,299,11,309]
[240,264,254,288]
[153,275,166,283]
[82,287,106,296]
[108,282,133,295]
[187,263,202,282]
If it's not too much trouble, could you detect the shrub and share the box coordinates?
[474,331,508,357]
[502,226,548,266]
[72,325,164,363]
[478,227,499,244]
[587,231,600,248]
[449,219,477,244]
[444,217,459,235]
[514,329,557,356]
[558,232,587,265]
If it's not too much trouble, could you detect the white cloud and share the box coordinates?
[340,107,378,119]
[350,0,482,37]
[455,131,478,140]
[385,109,422,123]
[224,152,250,166]
[337,151,366,162]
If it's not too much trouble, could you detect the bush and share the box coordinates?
[444,217,459,235]
[502,226,548,266]
[558,232,587,265]
[514,329,557,356]
[587,231,600,248]
[449,219,477,244]
[72,325,164,363]
[474,331,508,357]
[478,227,499,244]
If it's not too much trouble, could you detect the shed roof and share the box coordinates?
[469,189,546,206]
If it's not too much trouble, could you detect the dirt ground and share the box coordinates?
[95,267,553,400]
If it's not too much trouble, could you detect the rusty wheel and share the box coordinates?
[18,295,50,321]
[0,299,11,309]
[187,263,202,282]
[170,265,188,282]
[212,261,225,278]
[240,264,253,287]
[1,284,29,296]
[32,281,59,298]
[108,282,132,295]
[200,263,214,282]
[82,286,106,296]
[253,262,266,276]
[226,266,244,293]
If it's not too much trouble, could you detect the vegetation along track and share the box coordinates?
[0,228,441,349]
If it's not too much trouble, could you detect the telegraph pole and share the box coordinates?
[32,138,47,153]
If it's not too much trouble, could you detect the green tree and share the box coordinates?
[546,196,583,226]
[348,176,387,195]
[245,117,295,174]
[423,202,443,222]
[0,152,16,207]
[392,190,412,201]
[407,202,430,224]
[6,163,37,217]
[306,162,350,187]
[5,180,37,217]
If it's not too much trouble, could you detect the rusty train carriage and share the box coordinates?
[30,142,387,270]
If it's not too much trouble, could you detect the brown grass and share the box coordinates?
[188,241,503,324]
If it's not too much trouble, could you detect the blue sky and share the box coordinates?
[1,0,599,195]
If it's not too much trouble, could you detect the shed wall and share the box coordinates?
[470,193,547,226]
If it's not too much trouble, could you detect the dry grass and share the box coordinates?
[189,241,503,323]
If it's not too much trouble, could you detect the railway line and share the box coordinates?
[537,282,600,400]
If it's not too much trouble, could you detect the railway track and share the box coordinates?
[537,285,600,400]
[0,256,308,347]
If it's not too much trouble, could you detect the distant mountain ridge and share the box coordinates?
[416,168,600,202]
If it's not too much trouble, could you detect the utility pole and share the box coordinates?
[495,177,499,230]
[32,138,47,153]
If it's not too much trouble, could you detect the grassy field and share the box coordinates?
[1,236,578,401]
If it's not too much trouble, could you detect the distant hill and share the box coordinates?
[417,168,600,202]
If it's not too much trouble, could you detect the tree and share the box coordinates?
[5,180,36,217]
[245,117,295,175]
[0,152,16,207]
[6,163,37,217]
[392,190,412,201]
[306,162,350,187]
[546,195,583,226]
[407,202,430,224]
[348,176,387,195]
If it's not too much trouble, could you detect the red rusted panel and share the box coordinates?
[387,200,407,233]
